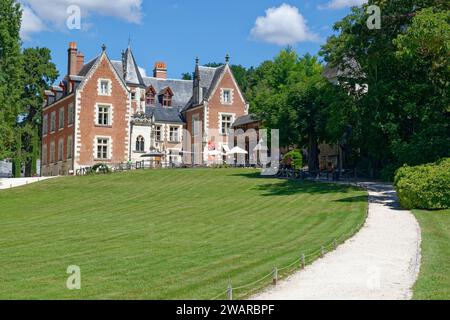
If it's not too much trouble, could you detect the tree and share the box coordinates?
[320,0,449,177]
[19,47,58,175]
[181,72,192,80]
[0,0,23,160]
[248,50,337,171]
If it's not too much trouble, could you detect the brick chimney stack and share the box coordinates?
[68,42,78,76]
[153,61,167,79]
[76,51,85,75]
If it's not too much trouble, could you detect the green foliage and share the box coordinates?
[19,47,58,175]
[320,1,450,177]
[181,72,192,80]
[413,208,450,300]
[394,158,450,210]
[0,0,23,159]
[87,163,111,175]
[282,150,303,169]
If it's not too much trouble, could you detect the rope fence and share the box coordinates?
[209,187,369,301]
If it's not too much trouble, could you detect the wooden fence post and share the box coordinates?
[321,246,325,258]
[272,267,278,286]
[227,283,233,300]
[334,239,337,250]
[301,254,305,269]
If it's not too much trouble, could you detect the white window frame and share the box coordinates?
[67,135,73,159]
[169,126,180,143]
[135,136,145,152]
[95,103,113,126]
[50,112,56,133]
[155,125,162,142]
[58,138,64,161]
[98,78,112,96]
[43,114,48,136]
[42,144,47,165]
[219,113,234,135]
[50,141,55,163]
[58,107,64,130]
[95,136,111,160]
[68,103,74,126]
[220,88,234,105]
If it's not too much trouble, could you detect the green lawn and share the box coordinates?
[413,209,450,300]
[0,169,367,299]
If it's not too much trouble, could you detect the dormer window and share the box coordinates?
[162,92,172,107]
[146,86,156,105]
[159,87,173,107]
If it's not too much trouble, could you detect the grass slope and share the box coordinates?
[0,169,367,299]
[413,209,450,300]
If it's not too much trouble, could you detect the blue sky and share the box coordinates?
[20,0,366,80]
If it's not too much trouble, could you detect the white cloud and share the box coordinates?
[19,0,143,39]
[20,5,46,40]
[319,0,367,10]
[250,4,319,46]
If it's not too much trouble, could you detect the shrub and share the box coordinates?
[394,158,450,210]
[282,150,303,170]
[87,163,111,175]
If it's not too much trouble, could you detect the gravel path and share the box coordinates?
[0,177,55,190]
[252,182,421,300]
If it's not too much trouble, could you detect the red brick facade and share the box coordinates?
[41,43,249,175]
[76,55,130,166]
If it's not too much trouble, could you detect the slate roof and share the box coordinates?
[144,106,185,124]
[182,65,227,112]
[232,114,260,128]
[143,77,193,108]
[121,47,146,87]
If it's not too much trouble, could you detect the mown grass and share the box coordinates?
[0,169,367,299]
[413,209,450,300]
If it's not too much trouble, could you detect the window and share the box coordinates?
[146,92,155,105]
[50,142,55,163]
[192,116,201,136]
[96,138,109,160]
[131,92,136,100]
[222,89,232,104]
[169,127,179,142]
[162,92,172,107]
[99,79,111,96]
[97,105,110,126]
[59,108,64,129]
[50,112,56,132]
[58,139,64,161]
[67,136,73,159]
[221,115,233,135]
[68,104,74,125]
[43,115,48,135]
[135,136,145,152]
[42,144,47,165]
[155,126,162,141]
[146,86,156,105]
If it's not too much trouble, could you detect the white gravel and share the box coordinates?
[0,177,56,190]
[252,182,421,300]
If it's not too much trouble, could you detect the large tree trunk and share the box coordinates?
[308,135,320,173]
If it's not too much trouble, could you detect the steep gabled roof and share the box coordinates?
[121,46,146,87]
[182,64,227,112]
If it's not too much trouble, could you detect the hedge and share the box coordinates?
[394,158,450,210]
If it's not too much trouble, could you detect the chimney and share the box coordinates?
[68,42,78,76]
[153,61,167,79]
[76,52,85,74]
